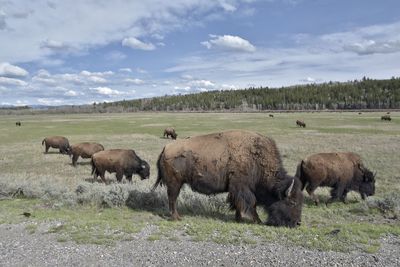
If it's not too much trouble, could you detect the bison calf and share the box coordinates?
[163,127,177,140]
[296,152,375,205]
[42,136,70,154]
[68,142,104,166]
[153,130,303,227]
[91,149,150,184]
[296,120,306,128]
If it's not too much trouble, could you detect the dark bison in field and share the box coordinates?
[91,149,150,183]
[163,127,177,140]
[269,114,274,118]
[152,130,303,227]
[42,136,70,154]
[296,152,375,205]
[296,120,306,128]
[381,115,391,121]
[15,121,21,126]
[68,142,104,166]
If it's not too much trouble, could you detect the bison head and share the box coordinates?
[266,177,303,228]
[359,167,376,199]
[137,160,150,180]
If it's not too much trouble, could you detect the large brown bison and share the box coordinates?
[381,115,391,121]
[152,130,303,227]
[163,127,177,140]
[296,120,306,128]
[296,152,376,205]
[42,136,70,154]
[91,149,150,183]
[68,142,104,166]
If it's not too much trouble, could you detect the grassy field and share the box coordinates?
[0,111,399,252]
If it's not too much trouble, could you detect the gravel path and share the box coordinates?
[0,223,399,267]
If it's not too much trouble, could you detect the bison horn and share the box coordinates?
[373,171,377,178]
[286,178,295,197]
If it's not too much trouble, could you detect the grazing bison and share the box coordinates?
[15,121,21,126]
[91,149,150,183]
[42,136,70,154]
[381,115,391,121]
[269,114,274,118]
[163,127,177,140]
[68,142,104,166]
[152,130,303,227]
[296,152,375,205]
[296,120,306,128]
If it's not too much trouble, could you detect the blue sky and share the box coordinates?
[1,0,400,106]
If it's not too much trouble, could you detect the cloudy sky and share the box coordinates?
[1,0,400,106]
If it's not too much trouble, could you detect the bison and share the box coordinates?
[91,149,150,183]
[68,142,104,166]
[296,120,306,128]
[296,152,375,205]
[152,130,303,227]
[269,114,274,118]
[15,121,21,126]
[381,115,391,121]
[42,136,70,154]
[163,127,177,140]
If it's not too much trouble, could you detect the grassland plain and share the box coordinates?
[0,112,399,254]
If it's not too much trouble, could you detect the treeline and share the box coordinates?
[106,77,400,112]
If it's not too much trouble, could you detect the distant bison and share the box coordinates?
[296,152,375,205]
[15,121,21,126]
[163,127,177,140]
[153,130,304,227]
[269,114,274,118]
[91,149,150,183]
[296,120,306,128]
[358,112,362,115]
[42,136,70,154]
[381,115,391,121]
[68,142,104,166]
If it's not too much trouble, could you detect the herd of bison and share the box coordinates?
[35,114,385,228]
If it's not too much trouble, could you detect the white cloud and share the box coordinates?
[124,78,145,85]
[91,86,121,96]
[32,76,57,86]
[219,0,237,12]
[122,37,156,51]
[0,62,29,77]
[344,40,400,55]
[0,77,28,86]
[61,73,83,84]
[105,51,127,61]
[87,76,107,84]
[119,68,132,73]
[64,90,78,96]
[189,79,215,88]
[37,98,63,105]
[40,39,70,51]
[202,34,256,52]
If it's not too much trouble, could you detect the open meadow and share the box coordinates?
[1,111,399,253]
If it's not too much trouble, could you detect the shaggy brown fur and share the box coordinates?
[91,149,150,183]
[153,130,303,227]
[163,127,177,140]
[296,152,375,205]
[381,115,391,121]
[68,142,104,166]
[42,136,70,154]
[296,120,306,128]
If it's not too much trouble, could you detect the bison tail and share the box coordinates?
[41,139,45,146]
[296,160,307,191]
[152,148,165,191]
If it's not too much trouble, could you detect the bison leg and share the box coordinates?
[167,184,183,220]
[99,171,107,184]
[230,187,260,223]
[306,184,320,205]
[328,183,346,204]
[72,155,79,166]
[45,145,50,153]
[116,170,124,183]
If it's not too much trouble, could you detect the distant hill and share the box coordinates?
[1,77,399,115]
[103,77,400,112]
